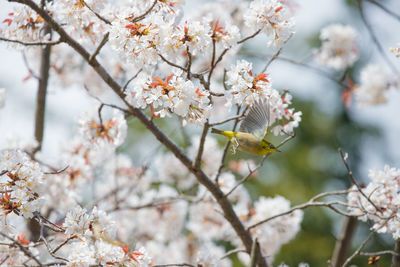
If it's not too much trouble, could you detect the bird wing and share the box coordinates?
[239,99,270,140]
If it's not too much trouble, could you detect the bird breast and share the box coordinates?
[234,132,263,154]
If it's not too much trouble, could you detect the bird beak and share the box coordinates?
[276,148,281,152]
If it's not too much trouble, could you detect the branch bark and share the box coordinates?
[391,239,400,267]
[330,216,358,267]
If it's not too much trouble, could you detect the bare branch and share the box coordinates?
[0,36,62,46]
[82,0,111,25]
[209,115,245,127]
[194,122,210,170]
[122,69,143,92]
[131,0,158,23]
[342,216,393,267]
[89,32,109,63]
[358,0,400,76]
[392,239,400,267]
[0,232,43,266]
[330,216,358,267]
[339,148,382,213]
[238,29,262,44]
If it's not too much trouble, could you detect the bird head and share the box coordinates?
[261,140,280,154]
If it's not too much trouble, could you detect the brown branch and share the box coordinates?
[250,237,259,267]
[33,23,52,154]
[131,0,158,23]
[209,115,244,127]
[122,68,142,92]
[248,190,355,230]
[391,239,400,267]
[0,232,43,266]
[89,32,109,63]
[82,0,111,25]
[0,36,62,46]
[12,1,267,265]
[339,148,382,213]
[330,216,358,267]
[237,29,262,44]
[40,237,69,262]
[342,216,393,267]
[194,122,209,170]
[361,250,399,257]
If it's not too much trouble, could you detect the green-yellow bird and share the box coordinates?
[211,99,280,156]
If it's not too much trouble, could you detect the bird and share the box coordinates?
[211,99,280,155]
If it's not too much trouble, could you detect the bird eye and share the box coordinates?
[269,144,274,149]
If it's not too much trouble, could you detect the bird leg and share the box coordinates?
[231,137,239,154]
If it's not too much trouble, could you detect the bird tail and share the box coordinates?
[211,128,223,135]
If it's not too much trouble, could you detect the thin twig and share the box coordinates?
[220,248,247,259]
[339,148,382,213]
[237,29,262,44]
[89,32,109,63]
[82,0,111,24]
[248,190,354,230]
[342,216,393,267]
[0,36,62,46]
[0,232,43,266]
[122,69,142,92]
[250,237,259,267]
[361,250,399,257]
[131,0,158,23]
[209,115,244,127]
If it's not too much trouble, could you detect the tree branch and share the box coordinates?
[330,216,358,267]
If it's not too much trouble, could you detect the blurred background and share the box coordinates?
[1,0,400,266]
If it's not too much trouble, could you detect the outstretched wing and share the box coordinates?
[239,99,270,140]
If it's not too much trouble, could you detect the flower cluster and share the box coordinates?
[78,108,127,148]
[0,6,45,48]
[244,0,295,47]
[127,71,211,125]
[109,14,162,69]
[225,60,301,135]
[63,205,152,266]
[48,0,108,46]
[354,64,396,106]
[237,195,303,265]
[314,24,359,70]
[0,149,44,219]
[347,165,400,239]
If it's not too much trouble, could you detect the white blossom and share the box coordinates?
[127,71,211,125]
[244,0,295,47]
[0,149,45,218]
[315,24,359,70]
[348,165,400,239]
[354,64,396,106]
